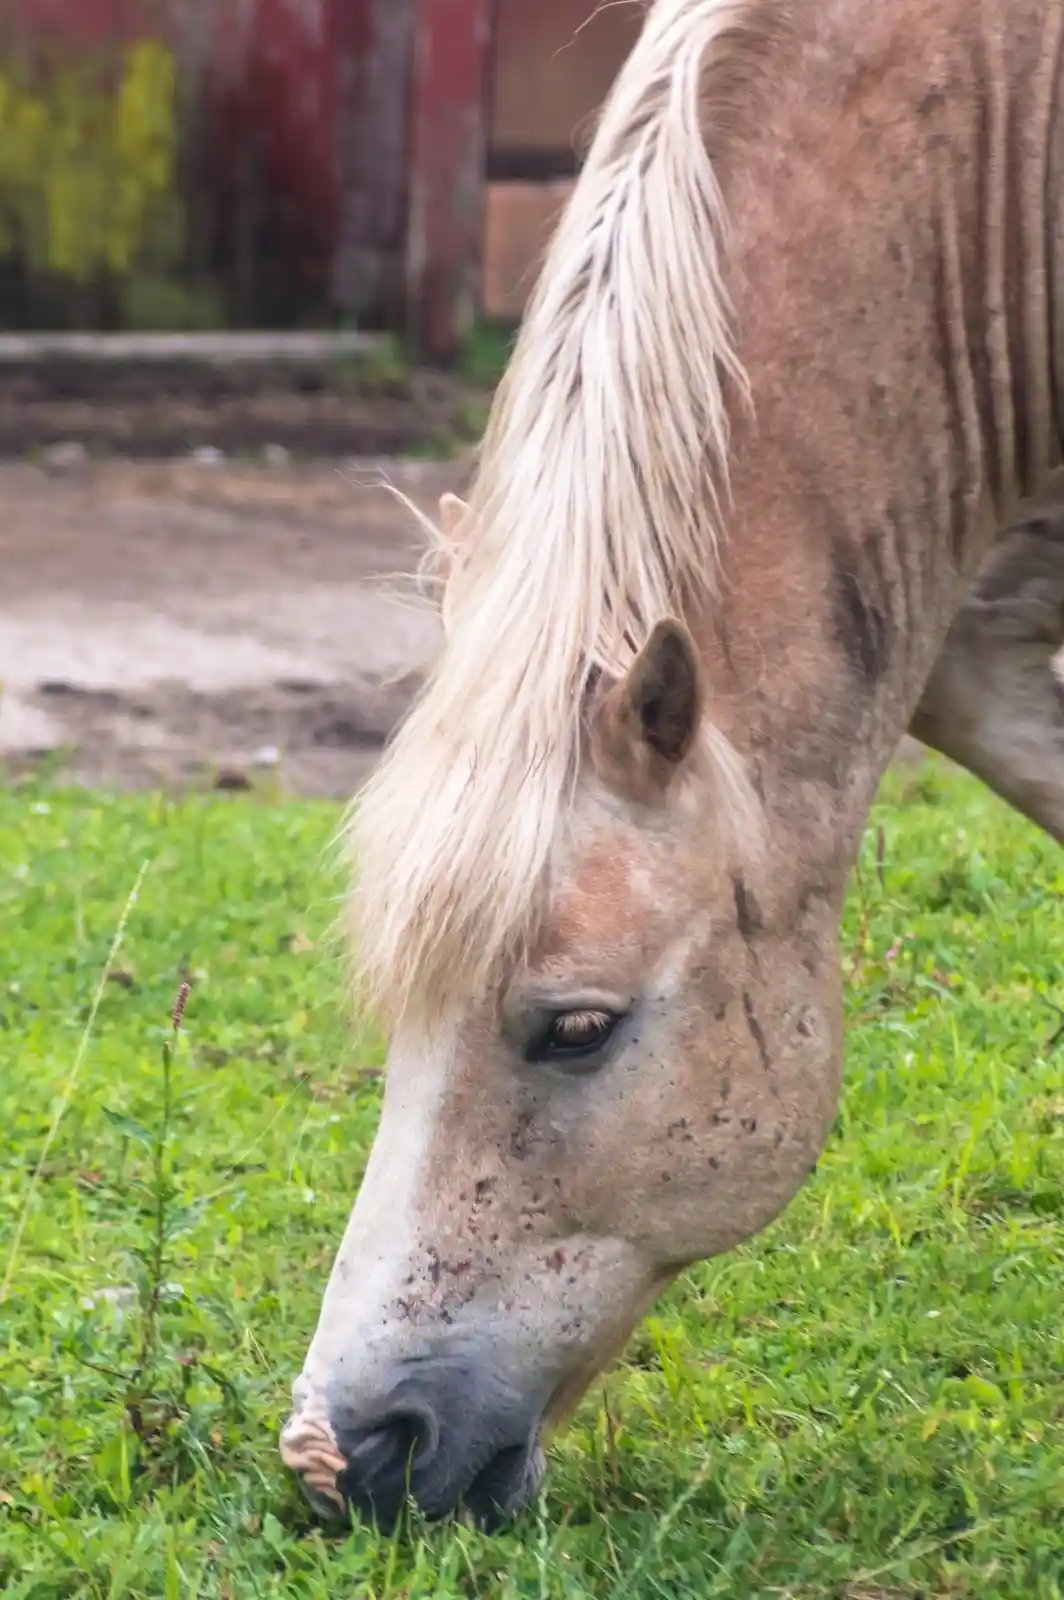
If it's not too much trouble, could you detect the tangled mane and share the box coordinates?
[347,0,766,1026]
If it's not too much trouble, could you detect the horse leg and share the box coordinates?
[910,503,1064,842]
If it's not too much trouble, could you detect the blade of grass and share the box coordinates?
[1,858,150,1303]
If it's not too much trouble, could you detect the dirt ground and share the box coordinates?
[0,455,468,797]
[0,439,928,800]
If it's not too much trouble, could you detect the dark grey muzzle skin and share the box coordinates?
[295,1357,548,1532]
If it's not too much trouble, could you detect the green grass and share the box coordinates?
[459,321,515,388]
[0,761,1062,1598]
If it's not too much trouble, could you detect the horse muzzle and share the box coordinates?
[280,1360,545,1530]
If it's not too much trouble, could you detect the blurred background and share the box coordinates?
[0,0,641,348]
[0,0,639,798]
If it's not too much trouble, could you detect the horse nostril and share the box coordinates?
[331,1393,441,1529]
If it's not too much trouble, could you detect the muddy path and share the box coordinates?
[0,448,928,800]
[0,456,463,797]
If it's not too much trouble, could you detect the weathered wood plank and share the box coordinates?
[405,0,495,360]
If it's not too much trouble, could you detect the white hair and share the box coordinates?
[346,0,763,1025]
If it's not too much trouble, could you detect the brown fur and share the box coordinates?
[589,619,704,802]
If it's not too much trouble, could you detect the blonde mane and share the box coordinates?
[348,0,763,1025]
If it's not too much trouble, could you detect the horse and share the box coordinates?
[281,0,1064,1528]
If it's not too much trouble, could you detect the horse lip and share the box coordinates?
[299,1477,348,1522]
[279,1412,347,1517]
[459,1427,545,1529]
[281,1396,544,1530]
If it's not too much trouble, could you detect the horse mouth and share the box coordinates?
[283,1408,545,1531]
[460,1431,546,1529]
[279,1413,347,1518]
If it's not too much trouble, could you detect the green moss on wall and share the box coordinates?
[0,38,206,324]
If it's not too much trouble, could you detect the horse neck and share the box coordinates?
[697,0,1064,892]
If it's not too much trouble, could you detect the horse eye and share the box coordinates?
[528,1008,620,1066]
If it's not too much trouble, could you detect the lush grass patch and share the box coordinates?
[0,762,1061,1598]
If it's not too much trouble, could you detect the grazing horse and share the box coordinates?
[281,0,1064,1527]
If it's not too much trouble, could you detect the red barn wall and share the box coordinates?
[2,0,638,336]
[1,0,355,326]
[8,0,145,47]
[207,0,344,321]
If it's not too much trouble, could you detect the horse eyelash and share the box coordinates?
[551,1009,614,1042]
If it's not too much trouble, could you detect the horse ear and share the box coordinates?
[439,492,472,549]
[590,619,703,801]
[435,494,473,636]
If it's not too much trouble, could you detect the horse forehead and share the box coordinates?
[530,836,676,966]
